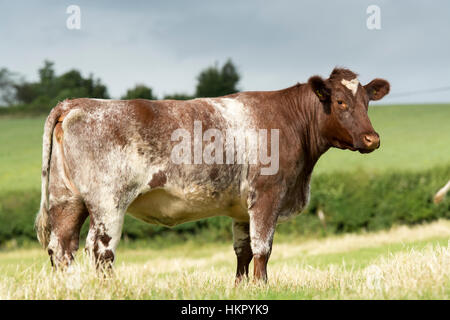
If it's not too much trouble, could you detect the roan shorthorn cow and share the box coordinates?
[434,180,450,204]
[35,68,390,282]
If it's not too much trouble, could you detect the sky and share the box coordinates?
[0,0,449,104]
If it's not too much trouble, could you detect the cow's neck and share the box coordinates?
[268,84,330,214]
[283,84,330,175]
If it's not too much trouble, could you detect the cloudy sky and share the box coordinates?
[1,0,449,104]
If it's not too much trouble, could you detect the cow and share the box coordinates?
[434,180,450,204]
[35,68,390,282]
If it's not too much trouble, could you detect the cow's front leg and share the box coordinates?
[249,190,280,283]
[232,220,253,284]
[85,202,125,271]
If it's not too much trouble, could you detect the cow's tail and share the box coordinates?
[35,106,61,248]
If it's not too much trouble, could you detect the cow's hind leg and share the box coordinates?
[46,127,88,269]
[47,197,88,269]
[232,220,253,284]
[84,200,126,271]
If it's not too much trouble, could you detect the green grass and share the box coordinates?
[315,104,450,173]
[0,220,448,299]
[1,104,449,193]
[0,116,45,193]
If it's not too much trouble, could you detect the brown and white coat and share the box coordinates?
[36,68,389,282]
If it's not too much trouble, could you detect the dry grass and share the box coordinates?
[0,220,449,299]
[276,219,450,256]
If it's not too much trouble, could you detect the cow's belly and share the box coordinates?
[127,188,249,227]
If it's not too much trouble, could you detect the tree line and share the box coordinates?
[0,59,240,113]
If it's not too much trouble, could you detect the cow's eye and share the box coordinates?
[337,100,347,110]
[337,100,347,109]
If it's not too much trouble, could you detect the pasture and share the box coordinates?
[0,103,449,299]
[0,220,449,299]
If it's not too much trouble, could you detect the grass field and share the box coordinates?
[0,220,448,299]
[0,104,449,299]
[0,104,449,193]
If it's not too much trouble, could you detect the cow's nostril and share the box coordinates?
[363,134,380,149]
[364,135,373,143]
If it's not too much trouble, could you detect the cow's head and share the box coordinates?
[309,68,390,153]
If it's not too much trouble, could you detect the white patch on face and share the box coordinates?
[341,78,359,96]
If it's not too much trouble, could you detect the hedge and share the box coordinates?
[0,165,449,246]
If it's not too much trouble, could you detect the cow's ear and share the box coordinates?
[364,78,390,101]
[308,76,331,102]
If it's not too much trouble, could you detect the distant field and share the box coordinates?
[0,104,449,193]
[315,103,450,174]
[0,116,44,193]
[1,220,449,299]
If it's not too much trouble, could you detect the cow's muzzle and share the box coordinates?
[358,132,380,153]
